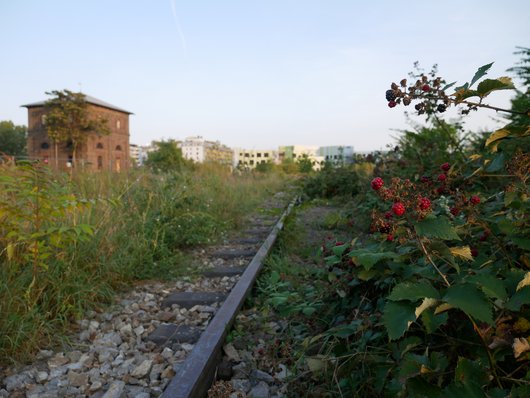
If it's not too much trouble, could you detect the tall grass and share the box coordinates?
[0,162,288,364]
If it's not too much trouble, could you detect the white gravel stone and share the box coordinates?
[130,359,153,378]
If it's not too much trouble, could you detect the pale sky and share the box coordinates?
[1,1,528,151]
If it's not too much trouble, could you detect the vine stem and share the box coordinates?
[460,100,529,115]
[416,237,451,287]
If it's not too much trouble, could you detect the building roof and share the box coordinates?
[22,94,133,114]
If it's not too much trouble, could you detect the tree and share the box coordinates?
[297,154,314,173]
[145,139,187,172]
[44,90,110,168]
[507,47,530,128]
[0,121,26,158]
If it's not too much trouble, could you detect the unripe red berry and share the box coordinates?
[392,202,406,217]
[386,234,394,242]
[335,241,345,246]
[418,197,431,210]
[470,195,481,205]
[384,211,393,219]
[436,187,445,195]
[422,84,431,92]
[438,174,447,182]
[471,248,479,258]
[388,100,397,108]
[450,207,460,216]
[441,162,450,171]
[371,177,384,190]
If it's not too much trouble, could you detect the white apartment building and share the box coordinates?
[233,148,278,169]
[129,144,153,166]
[180,136,232,165]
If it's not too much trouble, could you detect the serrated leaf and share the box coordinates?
[485,129,510,147]
[388,281,440,301]
[516,272,530,292]
[454,89,479,103]
[383,301,417,340]
[443,284,493,324]
[505,286,530,311]
[450,246,473,261]
[467,274,508,300]
[414,216,460,241]
[470,62,494,87]
[476,77,514,98]
[332,244,348,256]
[348,249,397,270]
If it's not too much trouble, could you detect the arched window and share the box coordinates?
[41,142,50,149]
[96,143,104,149]
[115,145,122,151]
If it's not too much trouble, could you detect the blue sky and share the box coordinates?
[1,1,528,151]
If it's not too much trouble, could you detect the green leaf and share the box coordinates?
[467,274,508,300]
[441,382,487,398]
[302,306,316,316]
[454,89,479,102]
[421,309,448,334]
[388,281,440,301]
[476,77,514,98]
[383,301,417,340]
[485,153,505,172]
[399,353,428,381]
[454,357,489,387]
[348,249,397,270]
[332,244,348,256]
[470,62,494,87]
[441,81,457,91]
[414,216,460,241]
[512,237,530,251]
[443,284,493,324]
[505,286,530,311]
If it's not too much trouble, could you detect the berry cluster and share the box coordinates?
[385,74,452,115]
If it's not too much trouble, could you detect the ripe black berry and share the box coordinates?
[386,90,396,101]
[415,104,422,111]
[437,104,447,113]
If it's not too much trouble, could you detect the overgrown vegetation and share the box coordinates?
[251,53,529,396]
[0,162,287,364]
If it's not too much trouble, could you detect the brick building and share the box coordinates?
[22,94,132,172]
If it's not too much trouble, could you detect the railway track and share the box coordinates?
[1,193,296,398]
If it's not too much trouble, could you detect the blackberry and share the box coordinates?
[437,104,447,112]
[385,90,396,101]
[414,103,422,111]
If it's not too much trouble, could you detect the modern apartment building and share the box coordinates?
[317,146,354,164]
[180,136,232,165]
[233,148,278,169]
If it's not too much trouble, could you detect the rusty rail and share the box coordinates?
[160,198,297,398]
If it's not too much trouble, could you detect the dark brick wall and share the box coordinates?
[26,103,130,172]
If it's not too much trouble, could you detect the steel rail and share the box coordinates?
[160,198,297,398]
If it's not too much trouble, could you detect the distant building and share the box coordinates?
[233,148,278,169]
[278,145,325,170]
[180,136,232,165]
[22,94,132,172]
[317,146,354,165]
